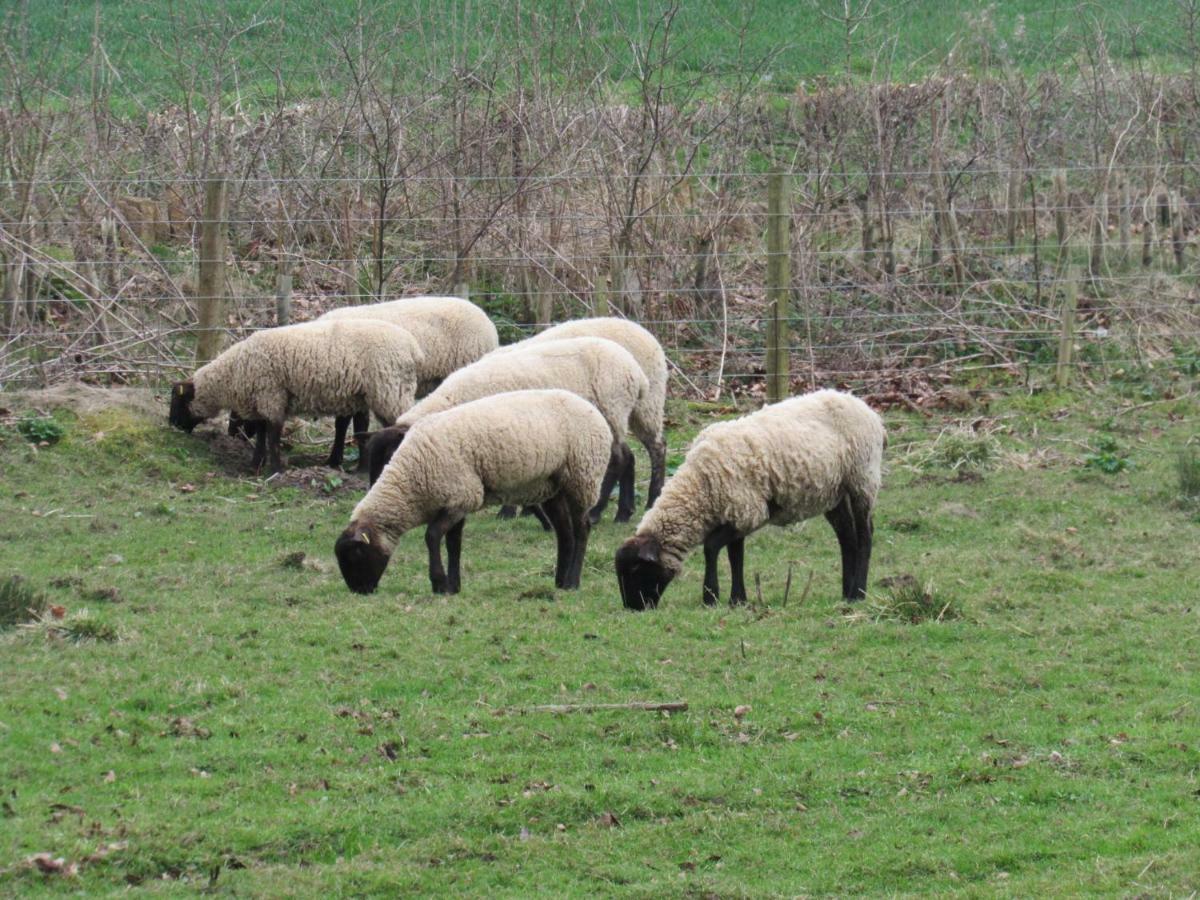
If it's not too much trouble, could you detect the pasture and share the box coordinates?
[1,381,1197,895]
[16,0,1189,105]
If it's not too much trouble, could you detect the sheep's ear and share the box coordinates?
[636,537,660,563]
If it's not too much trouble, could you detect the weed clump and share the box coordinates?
[868,575,959,624]
[1084,436,1131,474]
[0,576,46,630]
[16,413,65,445]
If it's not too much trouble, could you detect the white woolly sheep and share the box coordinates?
[319,296,498,396]
[614,389,885,609]
[365,336,654,523]
[499,318,668,510]
[169,320,424,474]
[335,390,611,595]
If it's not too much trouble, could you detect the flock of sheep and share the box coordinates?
[167,296,886,608]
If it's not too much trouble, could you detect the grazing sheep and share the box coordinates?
[614,390,885,610]
[169,320,424,474]
[365,336,654,523]
[320,296,498,396]
[335,390,611,595]
[500,318,668,510]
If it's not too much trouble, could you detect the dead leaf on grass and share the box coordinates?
[25,853,78,877]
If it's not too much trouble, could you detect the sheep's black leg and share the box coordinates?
[824,495,859,601]
[566,495,591,589]
[589,446,624,524]
[615,445,636,523]
[646,436,667,510]
[849,495,873,600]
[702,523,740,606]
[352,410,370,472]
[727,536,747,606]
[329,415,351,468]
[425,510,457,594]
[265,422,285,474]
[523,505,554,531]
[497,505,518,519]
[250,422,267,471]
[540,493,574,588]
[445,517,465,594]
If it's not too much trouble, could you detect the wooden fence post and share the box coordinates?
[275,260,293,326]
[1053,169,1069,265]
[1171,192,1186,272]
[1117,173,1131,265]
[1089,190,1107,280]
[194,175,228,366]
[1056,267,1079,390]
[766,171,791,404]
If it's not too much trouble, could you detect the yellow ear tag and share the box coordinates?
[177,385,185,397]
[359,532,370,545]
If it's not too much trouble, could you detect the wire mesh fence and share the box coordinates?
[4,167,1198,406]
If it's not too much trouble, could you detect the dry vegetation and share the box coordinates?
[1,2,1199,401]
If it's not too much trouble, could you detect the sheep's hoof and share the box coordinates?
[613,510,634,524]
[497,506,518,519]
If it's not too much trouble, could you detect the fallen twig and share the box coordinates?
[502,701,688,715]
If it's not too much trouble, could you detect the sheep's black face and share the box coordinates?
[366,425,409,485]
[335,522,390,594]
[168,381,204,433]
[615,535,675,610]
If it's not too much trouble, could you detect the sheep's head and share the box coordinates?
[168,381,206,433]
[615,534,675,610]
[366,425,409,485]
[335,521,390,594]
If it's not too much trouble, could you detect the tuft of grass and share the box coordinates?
[867,574,959,624]
[1176,443,1200,501]
[911,425,998,473]
[0,575,46,630]
[20,608,119,644]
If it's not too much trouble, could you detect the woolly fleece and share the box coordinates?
[502,317,667,448]
[320,296,498,392]
[395,336,648,450]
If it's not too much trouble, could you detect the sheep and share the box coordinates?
[168,320,424,474]
[498,318,668,512]
[319,296,499,396]
[335,390,611,595]
[614,389,885,610]
[364,336,655,523]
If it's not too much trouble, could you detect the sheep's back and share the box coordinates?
[320,296,498,380]
[399,390,612,508]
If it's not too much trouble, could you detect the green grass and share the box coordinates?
[0,384,1198,894]
[11,0,1194,107]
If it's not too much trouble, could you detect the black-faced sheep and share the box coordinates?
[335,390,611,595]
[169,320,423,474]
[615,390,885,609]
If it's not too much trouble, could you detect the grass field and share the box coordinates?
[14,0,1191,104]
[1,379,1198,895]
